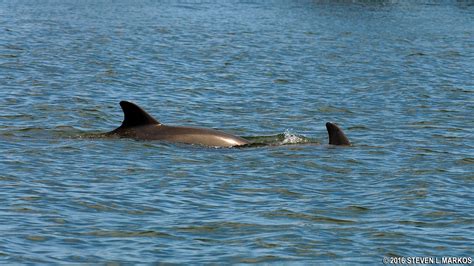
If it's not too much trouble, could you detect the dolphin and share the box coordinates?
[106,101,351,147]
[326,122,351,146]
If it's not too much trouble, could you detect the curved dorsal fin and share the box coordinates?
[119,101,160,128]
[326,122,351,146]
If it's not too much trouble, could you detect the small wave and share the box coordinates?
[83,230,177,238]
[242,131,316,147]
[263,209,355,224]
[457,158,474,165]
[407,52,427,57]
[176,222,263,234]
[273,79,290,84]
[0,54,19,58]
[239,255,287,264]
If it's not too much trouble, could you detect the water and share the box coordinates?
[1,0,473,263]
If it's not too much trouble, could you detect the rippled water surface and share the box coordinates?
[1,0,473,263]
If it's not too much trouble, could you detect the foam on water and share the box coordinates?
[281,129,306,145]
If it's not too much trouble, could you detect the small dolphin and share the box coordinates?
[326,121,351,146]
[106,101,350,147]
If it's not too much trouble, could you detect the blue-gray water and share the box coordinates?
[1,0,473,264]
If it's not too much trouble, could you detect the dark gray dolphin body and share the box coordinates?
[326,122,351,146]
[106,101,351,147]
[107,101,250,147]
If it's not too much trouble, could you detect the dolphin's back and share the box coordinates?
[107,101,249,147]
[149,125,249,147]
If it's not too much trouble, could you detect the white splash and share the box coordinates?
[281,129,304,144]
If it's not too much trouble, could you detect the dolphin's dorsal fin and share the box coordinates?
[119,101,160,128]
[326,122,351,146]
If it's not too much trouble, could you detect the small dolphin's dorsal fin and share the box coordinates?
[326,122,351,146]
[119,101,160,128]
